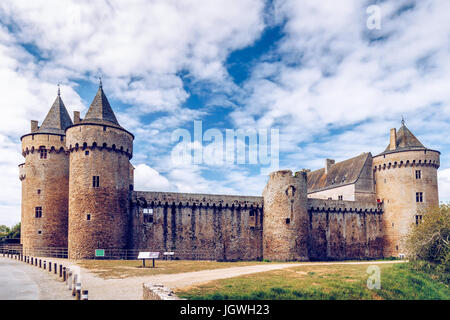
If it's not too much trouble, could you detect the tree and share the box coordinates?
[404,204,449,264]
[0,225,10,239]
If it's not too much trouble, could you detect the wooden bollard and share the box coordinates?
[67,271,72,290]
[75,282,81,300]
[63,267,66,281]
[31,257,33,265]
[43,261,46,270]
[54,263,57,274]
[49,262,51,272]
[72,274,78,296]
[81,290,88,300]
[59,265,63,277]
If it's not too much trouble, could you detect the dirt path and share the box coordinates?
[71,260,406,300]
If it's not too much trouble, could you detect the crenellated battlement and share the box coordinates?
[373,149,440,171]
[67,141,132,159]
[133,191,263,209]
[307,198,383,214]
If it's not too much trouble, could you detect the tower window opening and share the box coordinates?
[39,147,47,159]
[85,151,89,156]
[92,176,100,188]
[35,206,42,218]
[415,215,423,225]
[60,136,64,142]
[415,170,421,179]
[416,192,423,203]
[86,214,91,221]
[338,195,343,200]
[37,189,41,195]
[37,230,42,235]
[285,218,290,224]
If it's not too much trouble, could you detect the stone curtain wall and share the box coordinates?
[130,191,384,261]
[130,191,264,261]
[308,199,384,260]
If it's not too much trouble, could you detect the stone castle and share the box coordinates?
[19,83,440,260]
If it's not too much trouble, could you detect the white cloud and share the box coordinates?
[438,168,450,203]
[133,164,171,191]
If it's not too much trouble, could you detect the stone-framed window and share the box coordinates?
[92,176,100,188]
[86,213,91,221]
[415,170,421,179]
[35,206,42,218]
[37,189,41,195]
[143,208,154,223]
[416,192,423,203]
[37,230,42,235]
[85,150,89,156]
[39,147,47,159]
[415,215,423,225]
[338,195,343,200]
[285,218,290,224]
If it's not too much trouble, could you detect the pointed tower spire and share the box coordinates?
[83,79,120,126]
[401,115,405,127]
[38,86,73,135]
[383,120,425,153]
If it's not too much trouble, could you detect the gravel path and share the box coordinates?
[71,260,406,300]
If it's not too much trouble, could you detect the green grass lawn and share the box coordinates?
[176,262,450,300]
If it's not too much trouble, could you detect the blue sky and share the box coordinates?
[1,0,450,226]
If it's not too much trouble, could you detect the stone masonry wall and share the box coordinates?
[130,191,264,261]
[20,133,69,250]
[308,198,384,260]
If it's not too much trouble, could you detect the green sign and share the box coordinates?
[95,249,105,257]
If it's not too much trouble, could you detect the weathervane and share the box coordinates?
[99,76,103,89]
[401,115,405,126]
[57,83,61,96]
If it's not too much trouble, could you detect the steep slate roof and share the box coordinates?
[307,153,371,193]
[381,123,425,154]
[82,84,120,126]
[38,94,73,135]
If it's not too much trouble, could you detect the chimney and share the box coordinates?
[73,111,81,124]
[325,159,335,174]
[389,128,397,150]
[30,120,39,133]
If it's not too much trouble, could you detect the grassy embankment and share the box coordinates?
[176,262,450,300]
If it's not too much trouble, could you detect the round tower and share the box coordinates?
[66,82,134,259]
[262,169,309,261]
[20,89,73,253]
[373,121,440,257]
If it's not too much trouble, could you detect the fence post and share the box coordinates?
[54,263,57,274]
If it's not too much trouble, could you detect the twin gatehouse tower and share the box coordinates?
[19,84,440,260]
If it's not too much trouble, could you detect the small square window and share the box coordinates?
[416,192,423,202]
[37,230,42,234]
[37,189,41,195]
[86,214,91,221]
[39,148,47,159]
[35,207,42,218]
[85,151,89,156]
[285,218,290,224]
[92,176,100,188]
[415,170,421,179]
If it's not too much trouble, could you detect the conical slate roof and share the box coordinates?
[38,93,73,135]
[383,122,425,153]
[82,84,120,126]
